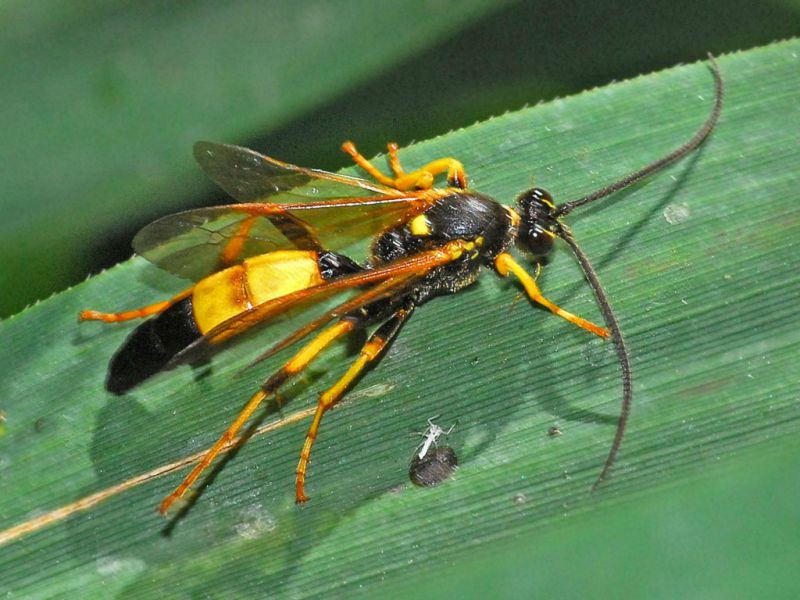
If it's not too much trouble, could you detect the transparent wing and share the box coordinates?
[134,197,429,280]
[134,142,437,280]
[193,141,394,202]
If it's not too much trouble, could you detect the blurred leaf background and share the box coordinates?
[1,1,799,599]
[2,0,798,317]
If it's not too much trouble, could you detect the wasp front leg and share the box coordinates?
[494,253,609,338]
[341,140,467,191]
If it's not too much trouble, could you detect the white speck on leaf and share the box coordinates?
[95,556,145,577]
[663,203,691,225]
[234,504,276,540]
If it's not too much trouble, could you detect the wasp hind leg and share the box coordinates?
[295,302,415,503]
[80,216,251,325]
[79,287,194,323]
[341,140,467,191]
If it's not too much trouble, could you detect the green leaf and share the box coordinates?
[390,439,800,599]
[1,41,798,598]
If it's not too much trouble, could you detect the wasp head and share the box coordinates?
[514,187,561,258]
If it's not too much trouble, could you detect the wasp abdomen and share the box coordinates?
[106,250,362,394]
[192,250,335,334]
[106,297,201,394]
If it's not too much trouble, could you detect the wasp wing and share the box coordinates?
[193,141,393,201]
[134,142,435,280]
[133,197,429,280]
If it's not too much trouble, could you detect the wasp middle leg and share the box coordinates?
[295,301,416,503]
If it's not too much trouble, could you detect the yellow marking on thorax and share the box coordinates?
[409,214,432,236]
[192,250,324,334]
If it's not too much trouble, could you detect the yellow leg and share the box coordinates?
[495,253,609,338]
[79,287,193,323]
[387,142,404,177]
[295,304,414,503]
[159,320,355,515]
[341,140,467,191]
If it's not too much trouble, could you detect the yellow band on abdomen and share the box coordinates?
[192,250,324,334]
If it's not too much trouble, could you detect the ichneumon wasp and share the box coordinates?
[81,57,723,514]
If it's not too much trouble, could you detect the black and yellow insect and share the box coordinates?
[81,59,723,514]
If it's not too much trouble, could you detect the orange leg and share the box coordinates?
[341,140,467,191]
[79,287,193,323]
[295,303,415,503]
[159,319,355,515]
[494,253,609,338]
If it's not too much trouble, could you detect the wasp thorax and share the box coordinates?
[515,187,558,257]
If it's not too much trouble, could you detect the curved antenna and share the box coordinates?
[552,56,723,486]
[555,54,724,218]
[558,226,631,488]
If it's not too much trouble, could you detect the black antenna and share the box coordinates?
[559,225,632,489]
[557,55,724,487]
[555,54,723,218]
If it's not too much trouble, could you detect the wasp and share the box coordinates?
[81,58,722,514]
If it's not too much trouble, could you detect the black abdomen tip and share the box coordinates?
[106,297,201,394]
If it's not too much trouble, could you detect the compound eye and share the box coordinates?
[530,188,554,206]
[519,224,554,257]
[515,187,555,214]
[515,187,557,256]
